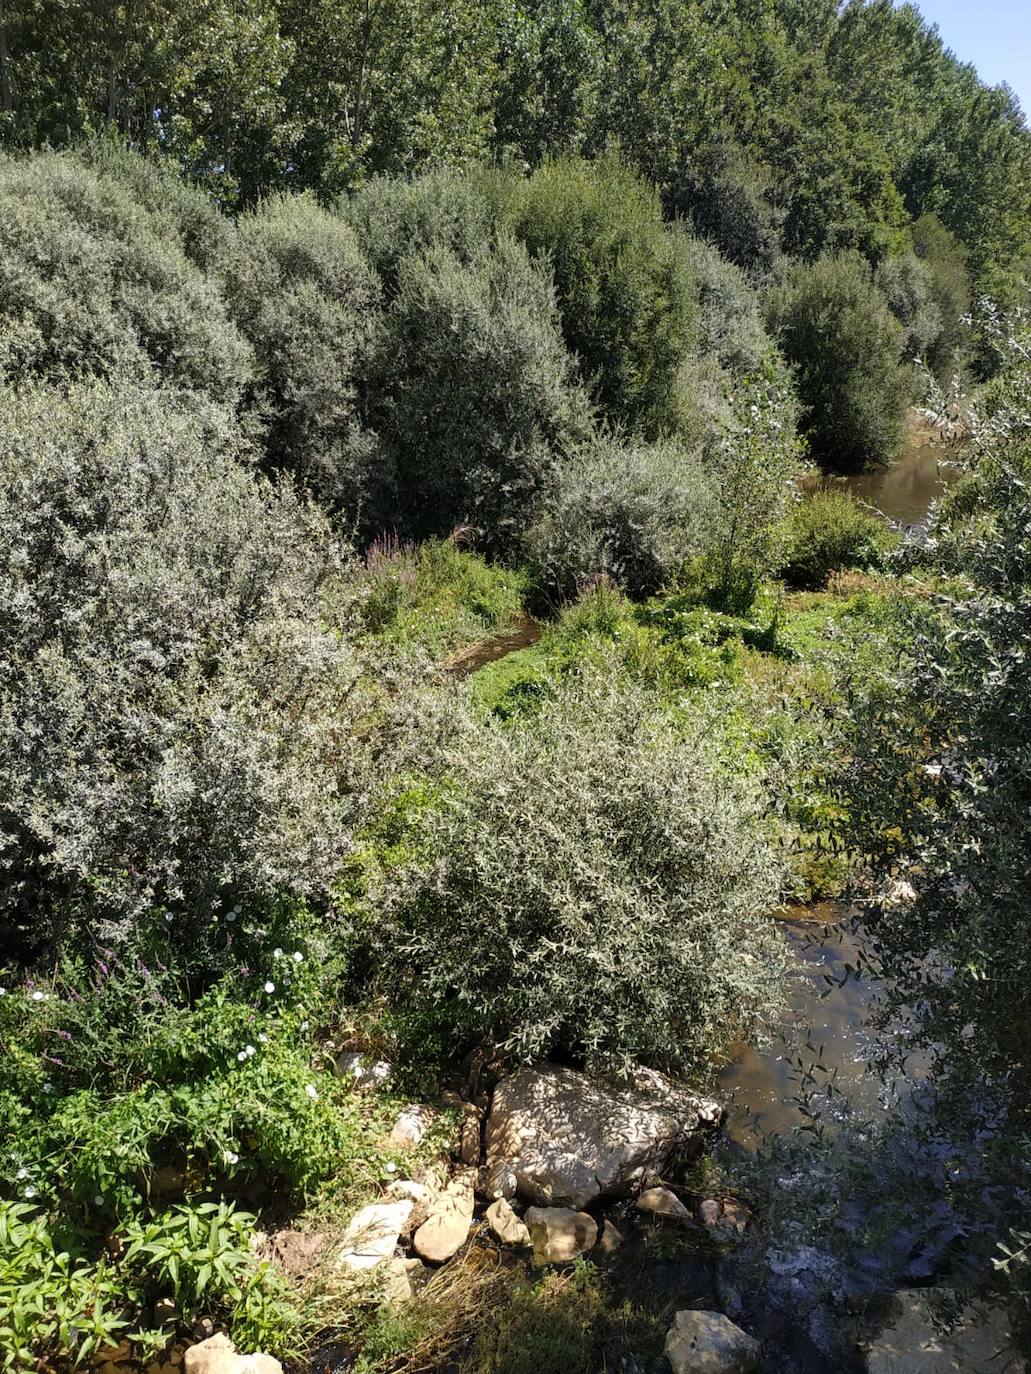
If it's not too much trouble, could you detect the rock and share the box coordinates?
[481,1159,518,1201]
[525,1206,598,1264]
[154,1297,177,1323]
[461,1102,482,1166]
[866,1290,1026,1373]
[380,1257,424,1305]
[697,1197,750,1239]
[192,1320,216,1343]
[485,1064,720,1209]
[636,1186,692,1223]
[184,1335,282,1374]
[664,1311,760,1374]
[386,1178,428,1203]
[597,1219,624,1254]
[413,1170,475,1262]
[485,1197,531,1247]
[336,1201,413,1271]
[390,1105,435,1148]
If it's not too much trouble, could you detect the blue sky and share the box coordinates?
[910,0,1031,116]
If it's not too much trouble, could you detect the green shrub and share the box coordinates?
[373,234,590,552]
[0,382,379,946]
[377,669,788,1075]
[522,434,714,606]
[875,252,944,371]
[777,491,896,589]
[767,251,908,470]
[683,234,780,378]
[222,194,384,522]
[503,153,697,435]
[911,213,971,376]
[340,165,502,299]
[0,150,251,395]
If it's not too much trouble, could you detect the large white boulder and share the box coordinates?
[335,1200,412,1271]
[664,1311,760,1374]
[866,1290,1026,1374]
[485,1064,720,1209]
[184,1335,282,1374]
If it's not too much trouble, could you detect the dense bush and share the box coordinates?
[910,212,972,376]
[378,670,788,1075]
[0,150,251,395]
[0,383,375,947]
[683,236,780,378]
[777,490,896,590]
[222,194,384,521]
[503,154,697,435]
[875,252,943,371]
[340,165,502,299]
[372,234,591,551]
[767,251,908,471]
[522,435,714,606]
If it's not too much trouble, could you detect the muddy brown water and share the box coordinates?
[803,438,964,527]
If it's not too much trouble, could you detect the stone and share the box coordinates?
[192,1320,216,1343]
[525,1206,598,1264]
[485,1197,531,1247]
[636,1186,692,1223]
[413,1170,475,1262]
[697,1198,750,1239]
[866,1290,1026,1374]
[664,1311,760,1374]
[390,1105,434,1148]
[387,1178,428,1203]
[597,1219,624,1254]
[481,1159,518,1201]
[460,1102,482,1166]
[485,1064,720,1209]
[380,1257,424,1305]
[336,1200,413,1271]
[184,1335,282,1374]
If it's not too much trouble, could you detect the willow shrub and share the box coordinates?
[522,434,714,607]
[0,382,378,948]
[767,251,908,471]
[222,194,385,523]
[372,233,591,553]
[503,152,697,436]
[0,149,251,396]
[378,669,788,1075]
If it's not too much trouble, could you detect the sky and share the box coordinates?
[909,0,1031,116]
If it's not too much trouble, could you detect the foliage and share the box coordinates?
[222,194,383,521]
[522,434,714,607]
[0,382,376,946]
[358,535,527,656]
[503,153,697,436]
[0,148,251,394]
[372,233,590,552]
[683,234,780,378]
[777,490,897,590]
[377,668,788,1075]
[910,213,972,376]
[767,252,909,471]
[875,252,944,373]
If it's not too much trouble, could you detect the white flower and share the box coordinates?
[23,1187,35,1199]
[0,988,6,996]
[231,905,241,916]
[245,1045,255,1058]
[264,981,275,994]
[258,1033,268,1044]
[226,911,236,923]
[273,948,283,959]
[16,1167,28,1180]
[237,1050,248,1062]
[300,1020,309,1032]
[224,1150,240,1165]
[42,1082,53,1094]
[93,1195,105,1207]
[30,990,45,1002]
[292,952,303,964]
[385,1162,397,1174]
[165,913,173,923]
[305,1083,319,1100]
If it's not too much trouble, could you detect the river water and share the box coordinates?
[804,435,964,526]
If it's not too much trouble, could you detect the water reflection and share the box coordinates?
[804,442,964,527]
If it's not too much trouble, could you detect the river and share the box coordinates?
[803,426,965,526]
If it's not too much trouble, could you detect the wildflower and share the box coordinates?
[258,1033,268,1044]
[224,1150,240,1165]
[237,1050,248,1062]
[30,990,46,1002]
[386,1162,397,1174]
[42,1082,53,1094]
[16,1167,28,1180]
[300,1020,309,1032]
[23,1187,35,1199]
[0,988,6,996]
[264,981,275,994]
[292,952,303,964]
[226,911,236,923]
[165,913,173,923]
[245,1044,255,1058]
[94,1194,105,1207]
[305,1083,319,1100]
[273,948,283,959]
